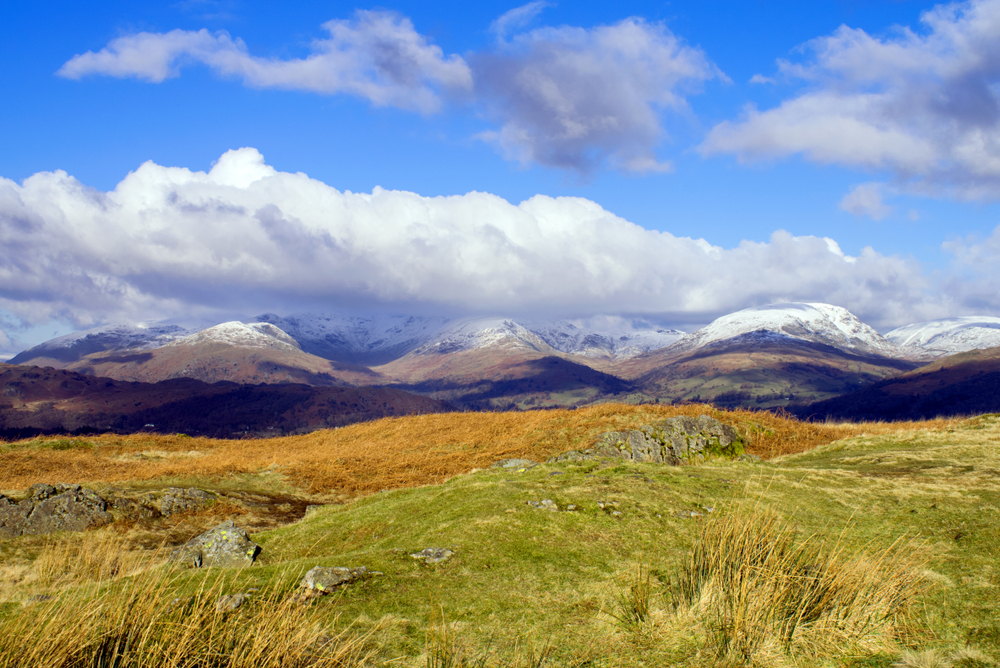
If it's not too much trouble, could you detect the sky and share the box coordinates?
[4,0,1000,355]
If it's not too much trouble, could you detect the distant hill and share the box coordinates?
[792,347,1000,421]
[16,303,1000,416]
[620,336,917,409]
[0,363,452,439]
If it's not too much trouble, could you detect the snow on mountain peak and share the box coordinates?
[674,303,899,357]
[885,316,1000,359]
[414,318,551,355]
[171,321,300,351]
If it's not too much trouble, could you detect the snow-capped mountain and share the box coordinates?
[528,318,685,359]
[669,303,901,358]
[885,316,1000,360]
[166,322,301,352]
[255,312,684,363]
[253,313,451,366]
[411,318,553,356]
[8,322,201,366]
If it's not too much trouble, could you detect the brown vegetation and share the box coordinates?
[0,404,955,498]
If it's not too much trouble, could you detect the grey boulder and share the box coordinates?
[300,566,371,593]
[172,520,261,568]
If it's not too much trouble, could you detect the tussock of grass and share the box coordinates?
[664,503,928,665]
[0,563,372,668]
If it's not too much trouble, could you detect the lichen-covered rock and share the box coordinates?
[0,484,110,538]
[410,548,455,564]
[300,566,370,593]
[549,415,744,467]
[596,415,744,464]
[172,520,261,568]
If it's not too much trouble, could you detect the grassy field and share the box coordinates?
[0,406,996,667]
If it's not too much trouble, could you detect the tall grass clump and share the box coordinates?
[0,561,373,668]
[667,502,927,665]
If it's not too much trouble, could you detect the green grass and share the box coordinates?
[2,415,1000,666]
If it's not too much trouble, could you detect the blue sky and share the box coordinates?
[3,0,1000,353]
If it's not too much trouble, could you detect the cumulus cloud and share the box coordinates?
[840,182,893,220]
[474,17,722,174]
[700,0,1000,199]
[0,148,944,333]
[57,11,472,112]
[58,9,724,174]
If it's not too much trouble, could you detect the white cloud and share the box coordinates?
[57,11,472,113]
[840,182,893,220]
[473,17,723,174]
[0,149,942,333]
[748,73,774,85]
[490,1,551,41]
[701,0,1000,199]
[59,10,723,174]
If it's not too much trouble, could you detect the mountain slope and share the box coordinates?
[0,363,451,438]
[8,322,199,367]
[794,346,1000,421]
[63,322,385,387]
[886,316,1000,360]
[611,303,914,408]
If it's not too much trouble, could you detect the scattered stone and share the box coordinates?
[300,566,372,594]
[596,501,618,510]
[171,520,261,568]
[0,484,110,538]
[410,548,455,564]
[25,594,55,603]
[216,593,248,612]
[611,510,623,517]
[491,458,538,470]
[549,416,745,467]
[527,499,559,511]
[675,509,704,519]
[548,471,565,476]
[565,504,578,511]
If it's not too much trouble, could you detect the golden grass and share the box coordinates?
[664,502,928,665]
[0,550,373,668]
[0,404,957,497]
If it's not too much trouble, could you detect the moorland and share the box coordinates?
[0,404,998,667]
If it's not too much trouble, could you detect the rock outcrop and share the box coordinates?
[549,415,745,466]
[0,484,111,538]
[172,520,261,568]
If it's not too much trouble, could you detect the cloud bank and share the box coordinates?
[701,0,1000,200]
[0,148,956,335]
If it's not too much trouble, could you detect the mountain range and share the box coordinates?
[6,303,1000,428]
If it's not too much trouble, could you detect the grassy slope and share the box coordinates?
[0,409,998,666]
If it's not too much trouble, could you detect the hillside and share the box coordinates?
[0,363,451,439]
[617,337,917,408]
[0,406,995,667]
[795,345,1000,421]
